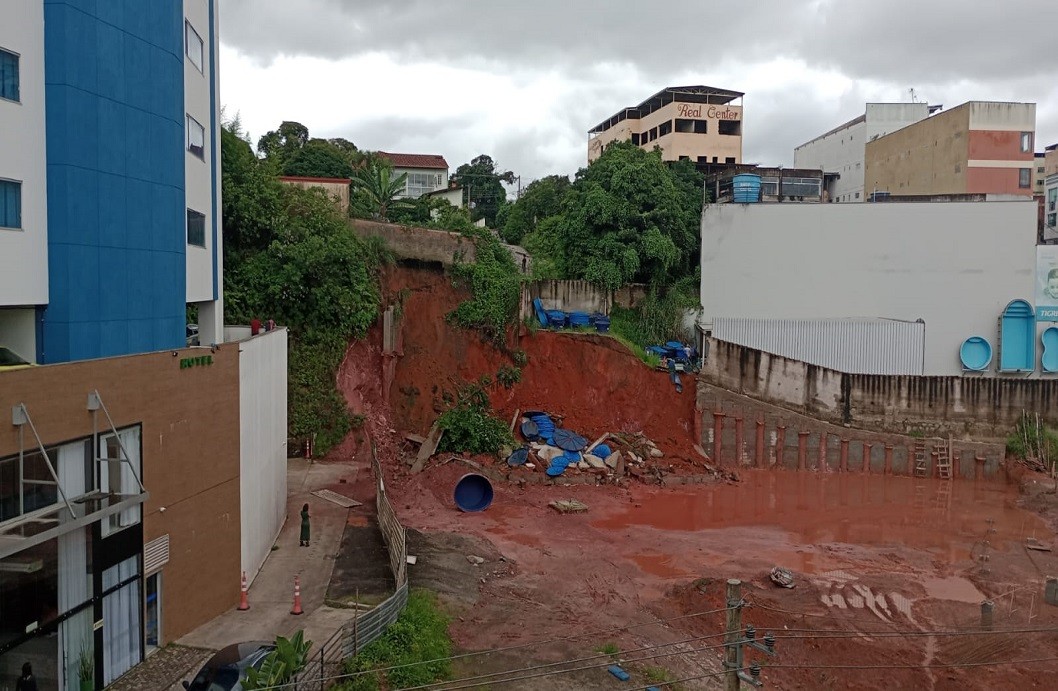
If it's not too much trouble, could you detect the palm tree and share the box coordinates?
[352,161,409,221]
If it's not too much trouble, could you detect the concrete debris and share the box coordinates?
[584,454,608,470]
[604,451,622,469]
[770,566,795,588]
[537,446,564,462]
[549,499,589,514]
[466,555,485,565]
[649,447,664,458]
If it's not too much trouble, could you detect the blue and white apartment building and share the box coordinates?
[0,0,223,364]
[0,4,292,691]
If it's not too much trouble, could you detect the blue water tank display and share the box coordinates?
[999,299,1036,372]
[732,174,762,203]
[1042,327,1058,373]
[959,337,992,372]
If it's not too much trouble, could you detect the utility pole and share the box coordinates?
[724,579,742,691]
[723,578,777,689]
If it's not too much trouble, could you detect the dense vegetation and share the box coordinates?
[336,590,452,691]
[221,113,706,453]
[221,121,389,454]
[504,141,706,344]
[436,381,515,455]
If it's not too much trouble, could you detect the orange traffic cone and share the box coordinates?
[238,571,250,611]
[291,575,303,615]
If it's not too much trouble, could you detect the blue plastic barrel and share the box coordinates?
[732,174,762,203]
[453,474,494,512]
[594,317,610,333]
[569,312,591,327]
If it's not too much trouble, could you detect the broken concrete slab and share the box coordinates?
[604,451,622,469]
[584,454,607,470]
[411,422,444,474]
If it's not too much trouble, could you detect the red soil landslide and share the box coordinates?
[384,264,700,466]
[328,264,1058,690]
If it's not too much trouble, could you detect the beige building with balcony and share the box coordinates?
[588,85,743,165]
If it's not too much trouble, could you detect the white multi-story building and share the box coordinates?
[0,0,223,365]
[794,103,935,203]
[376,151,450,199]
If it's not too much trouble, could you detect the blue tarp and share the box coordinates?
[592,443,612,458]
[553,429,588,451]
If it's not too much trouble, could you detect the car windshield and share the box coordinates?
[186,667,240,691]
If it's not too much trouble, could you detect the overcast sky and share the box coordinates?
[218,0,1058,185]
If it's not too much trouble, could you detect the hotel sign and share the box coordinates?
[676,103,739,120]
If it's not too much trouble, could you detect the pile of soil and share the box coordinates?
[383,264,700,469]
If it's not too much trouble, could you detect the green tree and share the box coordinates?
[500,174,570,245]
[451,154,515,228]
[283,139,355,179]
[351,159,409,221]
[222,125,389,453]
[257,120,310,165]
[539,141,702,290]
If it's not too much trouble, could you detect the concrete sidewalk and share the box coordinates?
[164,458,364,688]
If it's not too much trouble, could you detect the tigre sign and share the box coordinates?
[676,103,739,120]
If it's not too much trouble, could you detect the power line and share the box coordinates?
[257,604,739,690]
[637,656,1058,690]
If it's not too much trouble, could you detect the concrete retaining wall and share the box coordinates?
[519,280,648,320]
[703,336,1058,437]
[349,219,529,270]
[695,379,1005,479]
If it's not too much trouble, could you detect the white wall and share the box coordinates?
[184,0,221,325]
[700,201,1038,376]
[0,0,48,308]
[238,327,288,581]
[794,103,930,203]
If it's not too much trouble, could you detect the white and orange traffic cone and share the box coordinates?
[238,571,250,611]
[290,575,303,615]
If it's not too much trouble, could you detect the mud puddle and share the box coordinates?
[593,471,1051,575]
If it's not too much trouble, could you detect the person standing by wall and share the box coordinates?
[299,503,311,547]
[16,663,38,691]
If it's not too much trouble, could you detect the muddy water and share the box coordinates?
[593,471,1051,575]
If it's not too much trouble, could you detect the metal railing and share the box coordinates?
[293,444,409,689]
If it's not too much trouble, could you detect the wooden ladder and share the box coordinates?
[913,441,929,478]
[935,438,953,480]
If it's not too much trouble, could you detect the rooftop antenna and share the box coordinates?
[908,88,919,103]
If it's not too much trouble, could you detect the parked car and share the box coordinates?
[182,641,275,691]
[186,323,200,346]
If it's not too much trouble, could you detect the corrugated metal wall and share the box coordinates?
[239,327,289,582]
[712,318,925,375]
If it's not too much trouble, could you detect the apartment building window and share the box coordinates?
[719,120,742,136]
[631,133,641,145]
[185,21,204,72]
[1019,168,1031,188]
[0,48,18,102]
[1021,132,1033,153]
[725,157,736,164]
[675,119,707,134]
[186,115,205,158]
[657,120,672,137]
[186,208,206,247]
[405,172,443,198]
[0,179,21,229]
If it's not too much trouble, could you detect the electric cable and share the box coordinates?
[254,603,739,690]
[634,656,1058,690]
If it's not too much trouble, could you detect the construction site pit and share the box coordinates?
[329,264,1058,690]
